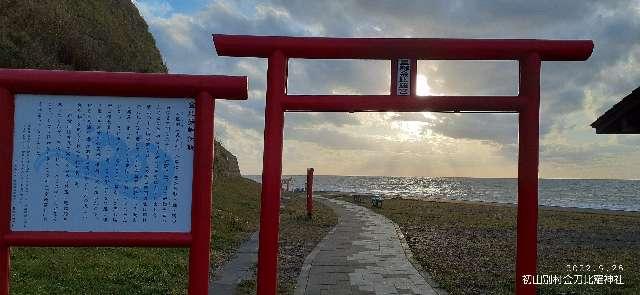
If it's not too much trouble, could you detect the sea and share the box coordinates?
[245,175,640,212]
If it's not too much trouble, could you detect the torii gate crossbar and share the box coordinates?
[213,34,593,295]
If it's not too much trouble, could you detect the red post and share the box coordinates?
[257,51,287,295]
[0,88,14,295]
[516,53,541,295]
[189,92,215,295]
[306,168,314,217]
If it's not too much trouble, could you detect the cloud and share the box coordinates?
[286,112,362,128]
[288,59,389,95]
[418,60,518,96]
[136,0,640,177]
[133,0,174,19]
[427,113,518,145]
[285,126,374,150]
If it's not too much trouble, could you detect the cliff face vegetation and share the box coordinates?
[0,0,241,178]
[0,0,166,72]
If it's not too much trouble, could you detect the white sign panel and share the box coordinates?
[396,58,411,96]
[11,95,195,232]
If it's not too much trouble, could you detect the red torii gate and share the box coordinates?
[213,34,593,295]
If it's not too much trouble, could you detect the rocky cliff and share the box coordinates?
[214,141,241,178]
[0,0,242,178]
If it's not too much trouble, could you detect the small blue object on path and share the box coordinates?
[371,196,383,208]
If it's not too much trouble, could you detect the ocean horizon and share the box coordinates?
[246,175,640,212]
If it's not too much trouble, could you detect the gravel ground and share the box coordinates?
[338,195,640,295]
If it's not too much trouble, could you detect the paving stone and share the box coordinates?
[295,198,441,295]
[209,231,259,294]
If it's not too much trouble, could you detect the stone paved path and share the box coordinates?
[209,231,259,294]
[295,197,440,295]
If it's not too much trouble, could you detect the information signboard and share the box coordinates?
[0,69,248,295]
[12,95,194,232]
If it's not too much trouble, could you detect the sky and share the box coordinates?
[133,0,640,179]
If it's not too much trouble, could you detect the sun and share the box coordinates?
[416,74,432,96]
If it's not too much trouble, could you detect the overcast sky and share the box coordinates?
[134,0,640,179]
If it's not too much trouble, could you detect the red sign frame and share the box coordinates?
[213,34,593,295]
[0,69,247,295]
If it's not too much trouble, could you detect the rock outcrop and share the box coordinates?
[214,141,241,178]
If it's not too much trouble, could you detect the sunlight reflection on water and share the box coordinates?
[248,175,640,211]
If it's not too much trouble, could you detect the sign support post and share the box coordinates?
[0,87,14,295]
[189,91,215,294]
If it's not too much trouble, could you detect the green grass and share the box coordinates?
[11,247,189,295]
[10,176,261,295]
[210,177,262,268]
[340,196,640,295]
